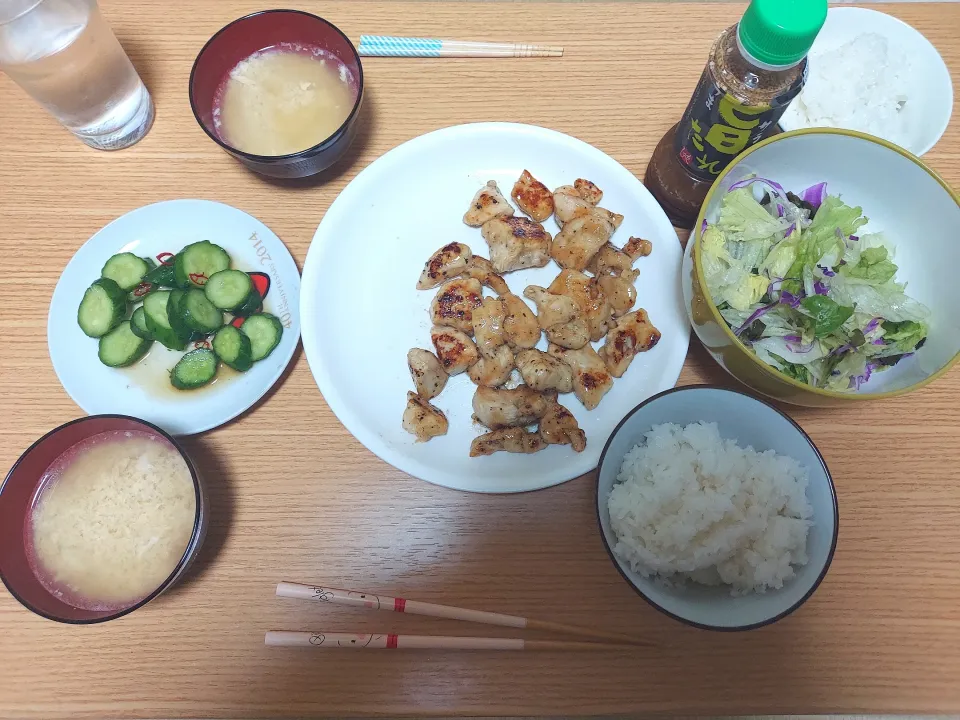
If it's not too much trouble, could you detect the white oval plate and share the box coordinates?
[49,199,301,435]
[301,123,689,493]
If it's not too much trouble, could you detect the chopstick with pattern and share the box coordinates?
[276,582,652,647]
[266,631,625,650]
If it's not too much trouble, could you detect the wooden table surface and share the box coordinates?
[2,1,959,717]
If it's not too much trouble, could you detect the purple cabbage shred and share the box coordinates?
[800,182,827,209]
[814,280,829,295]
[863,317,881,334]
[818,265,836,277]
[728,176,786,196]
[734,303,776,336]
[779,290,801,308]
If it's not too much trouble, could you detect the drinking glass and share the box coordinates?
[0,0,154,150]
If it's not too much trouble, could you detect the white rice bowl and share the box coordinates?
[607,421,813,595]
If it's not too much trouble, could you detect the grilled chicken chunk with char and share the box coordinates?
[431,325,479,375]
[598,270,640,317]
[430,277,483,333]
[573,178,603,206]
[402,392,448,442]
[463,180,514,227]
[417,242,473,290]
[481,216,552,274]
[470,427,546,457]
[548,343,613,411]
[501,293,541,349]
[539,403,586,452]
[515,349,574,394]
[472,297,507,357]
[551,211,619,271]
[523,285,590,349]
[407,348,448,399]
[548,269,612,342]
[472,385,557,429]
[599,309,661,377]
[511,170,554,222]
[467,344,514,388]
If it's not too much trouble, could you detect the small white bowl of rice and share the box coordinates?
[596,386,838,631]
[779,7,952,156]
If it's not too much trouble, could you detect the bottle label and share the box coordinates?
[673,65,806,182]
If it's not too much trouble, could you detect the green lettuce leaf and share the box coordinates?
[717,188,785,242]
[784,196,868,282]
[800,295,855,337]
[881,320,928,352]
[840,246,898,284]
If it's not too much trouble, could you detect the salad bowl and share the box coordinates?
[683,128,960,407]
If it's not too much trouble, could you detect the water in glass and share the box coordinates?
[0,0,154,149]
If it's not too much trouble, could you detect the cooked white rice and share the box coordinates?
[786,32,912,149]
[607,422,813,595]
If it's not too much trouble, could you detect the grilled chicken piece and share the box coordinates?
[461,255,510,296]
[472,297,507,357]
[598,269,640,317]
[470,427,546,457]
[548,269,613,342]
[402,392,448,442]
[551,211,618,271]
[417,242,473,290]
[515,349,574,394]
[554,184,622,228]
[472,385,557,429]
[511,170,554,222]
[545,318,590,349]
[624,236,653,259]
[501,293,541,349]
[586,243,635,277]
[553,185,589,227]
[407,348,448,399]
[539,403,586,452]
[523,285,589,350]
[599,309,661,377]
[481,216,552,273]
[468,344,514,388]
[463,180,514,227]
[430,277,483,333]
[548,343,613,411]
[574,178,603,206]
[523,285,578,328]
[431,325,479,376]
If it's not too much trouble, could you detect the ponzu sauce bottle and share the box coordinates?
[644,0,827,227]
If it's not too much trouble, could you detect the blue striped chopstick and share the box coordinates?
[357,35,563,58]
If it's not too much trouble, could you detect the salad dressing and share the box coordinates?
[644,0,826,226]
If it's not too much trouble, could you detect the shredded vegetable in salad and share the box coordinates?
[701,177,929,391]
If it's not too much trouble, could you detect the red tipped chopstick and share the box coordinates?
[276,582,652,647]
[266,631,623,650]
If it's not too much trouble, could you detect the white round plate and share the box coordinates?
[301,123,689,493]
[779,7,953,156]
[49,199,301,435]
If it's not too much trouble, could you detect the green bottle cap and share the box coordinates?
[737,0,827,68]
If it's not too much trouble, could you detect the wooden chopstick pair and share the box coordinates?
[266,582,653,651]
